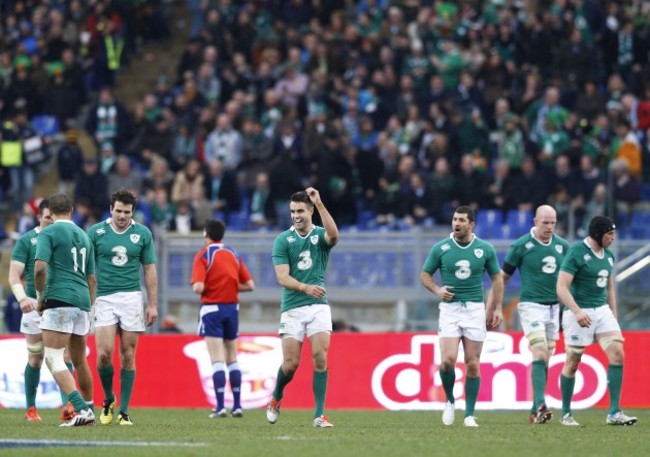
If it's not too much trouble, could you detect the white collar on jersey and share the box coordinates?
[448,232,476,249]
[107,218,135,235]
[530,227,553,246]
[583,237,605,259]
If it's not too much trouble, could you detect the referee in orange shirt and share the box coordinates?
[191,219,255,418]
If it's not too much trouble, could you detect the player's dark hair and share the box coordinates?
[111,189,137,209]
[291,191,313,207]
[48,194,73,215]
[589,215,616,247]
[205,219,226,242]
[38,199,49,214]
[455,205,475,223]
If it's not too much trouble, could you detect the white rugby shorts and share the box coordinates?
[278,304,332,342]
[94,291,145,332]
[518,302,560,342]
[438,301,486,341]
[562,305,621,347]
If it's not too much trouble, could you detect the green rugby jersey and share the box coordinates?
[35,220,95,311]
[11,227,42,299]
[560,239,615,308]
[272,225,332,312]
[503,229,570,303]
[87,219,156,297]
[422,234,500,303]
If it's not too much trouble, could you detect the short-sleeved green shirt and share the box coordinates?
[35,220,95,311]
[10,227,42,299]
[272,226,332,313]
[421,234,500,303]
[87,219,156,297]
[503,230,570,303]
[560,239,614,308]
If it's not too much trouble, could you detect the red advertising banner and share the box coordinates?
[1,332,649,410]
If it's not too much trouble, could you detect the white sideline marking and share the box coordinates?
[0,439,206,448]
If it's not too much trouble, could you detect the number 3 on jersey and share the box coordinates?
[297,250,312,270]
[111,245,128,266]
[455,260,471,280]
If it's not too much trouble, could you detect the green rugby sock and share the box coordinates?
[464,376,480,417]
[272,367,295,401]
[439,368,456,403]
[60,362,74,404]
[607,364,623,415]
[313,370,328,418]
[68,390,87,412]
[120,369,136,414]
[98,365,115,402]
[561,374,575,415]
[24,364,40,408]
[531,360,547,411]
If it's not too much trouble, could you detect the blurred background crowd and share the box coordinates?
[1,0,650,241]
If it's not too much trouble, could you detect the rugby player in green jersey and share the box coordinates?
[267,188,339,428]
[487,205,569,424]
[557,215,636,427]
[9,199,76,422]
[87,189,158,426]
[420,205,504,427]
[34,193,96,426]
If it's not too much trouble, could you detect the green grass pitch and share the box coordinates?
[0,408,647,457]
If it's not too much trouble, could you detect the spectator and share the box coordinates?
[85,87,132,152]
[205,159,241,215]
[204,113,243,170]
[74,157,108,222]
[171,158,205,205]
[57,128,83,196]
[107,155,142,197]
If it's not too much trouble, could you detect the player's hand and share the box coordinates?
[487,308,503,330]
[436,285,454,301]
[19,298,37,314]
[304,284,327,299]
[575,309,591,328]
[145,306,158,326]
[305,187,321,205]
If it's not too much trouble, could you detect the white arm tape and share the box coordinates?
[11,283,28,302]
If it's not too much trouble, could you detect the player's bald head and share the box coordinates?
[535,205,556,219]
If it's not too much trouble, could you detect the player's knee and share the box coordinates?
[440,360,455,372]
[27,341,44,355]
[44,347,68,374]
[547,340,556,353]
[564,345,584,371]
[97,352,113,367]
[282,360,299,375]
[600,337,625,363]
[465,360,480,377]
[598,335,624,352]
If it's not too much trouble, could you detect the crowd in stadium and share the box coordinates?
[1,0,650,239]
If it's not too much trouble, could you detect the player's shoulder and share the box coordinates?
[553,233,570,248]
[511,232,533,248]
[130,221,153,238]
[17,227,38,243]
[87,219,109,236]
[431,236,453,252]
[274,227,295,242]
[472,236,497,251]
